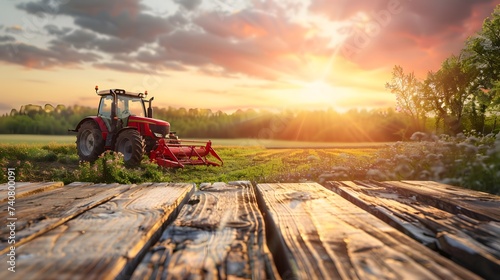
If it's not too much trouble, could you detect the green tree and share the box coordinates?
[422,55,477,134]
[385,65,426,136]
[464,5,500,132]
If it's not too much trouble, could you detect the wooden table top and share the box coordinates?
[0,180,498,279]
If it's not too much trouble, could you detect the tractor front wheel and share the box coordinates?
[115,129,145,167]
[77,120,105,162]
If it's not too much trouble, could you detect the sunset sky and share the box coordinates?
[0,0,497,115]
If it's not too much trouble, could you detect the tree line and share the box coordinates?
[386,5,500,135]
[0,104,411,142]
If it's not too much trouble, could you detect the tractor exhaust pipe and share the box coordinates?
[147,97,154,118]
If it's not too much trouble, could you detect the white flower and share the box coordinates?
[457,142,478,154]
[466,136,479,144]
[410,132,427,141]
[425,153,438,161]
[366,169,386,180]
[395,164,413,177]
[419,170,431,179]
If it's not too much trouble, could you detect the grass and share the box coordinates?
[1,132,499,194]
[0,134,389,148]
[0,141,378,185]
[0,134,77,144]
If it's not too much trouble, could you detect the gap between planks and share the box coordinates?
[325,180,500,279]
[132,181,278,280]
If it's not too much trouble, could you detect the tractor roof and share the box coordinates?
[97,89,146,98]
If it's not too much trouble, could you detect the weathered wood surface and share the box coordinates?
[1,180,496,279]
[0,182,194,280]
[326,180,500,279]
[0,181,64,202]
[132,181,277,279]
[0,182,133,254]
[256,182,481,280]
[385,180,499,221]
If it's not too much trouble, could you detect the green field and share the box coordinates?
[0,134,390,148]
[0,134,77,144]
[1,133,499,194]
[0,135,380,185]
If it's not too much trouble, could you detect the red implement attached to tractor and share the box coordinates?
[151,139,223,168]
[70,87,223,168]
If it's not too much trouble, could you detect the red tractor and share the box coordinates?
[71,87,223,168]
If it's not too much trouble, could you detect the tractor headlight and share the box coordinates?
[150,124,168,138]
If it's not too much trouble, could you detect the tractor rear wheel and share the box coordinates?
[77,120,105,162]
[115,129,145,167]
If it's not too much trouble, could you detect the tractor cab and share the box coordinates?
[97,88,150,131]
[93,87,171,152]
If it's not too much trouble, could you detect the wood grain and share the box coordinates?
[256,182,481,280]
[132,181,277,280]
[385,181,500,221]
[325,180,500,279]
[0,182,133,254]
[0,182,194,280]
[0,181,64,202]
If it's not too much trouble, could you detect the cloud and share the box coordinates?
[309,0,494,33]
[51,29,143,54]
[73,12,172,42]
[157,29,278,79]
[16,0,56,15]
[314,0,499,74]
[18,0,142,17]
[134,50,188,71]
[18,0,173,42]
[174,0,203,11]
[0,42,100,69]
[12,0,335,80]
[8,0,498,81]
[13,0,190,73]
[0,43,55,68]
[5,26,23,34]
[93,62,151,74]
[194,9,288,39]
[0,35,16,42]
[150,9,334,80]
[55,29,97,49]
[44,25,72,36]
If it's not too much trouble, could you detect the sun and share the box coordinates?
[299,80,334,103]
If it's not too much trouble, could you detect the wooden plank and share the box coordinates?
[0,182,194,280]
[384,180,500,221]
[0,181,64,202]
[132,181,278,280]
[326,180,500,279]
[0,182,133,254]
[325,181,437,247]
[256,182,481,280]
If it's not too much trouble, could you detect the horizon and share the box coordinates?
[0,1,498,115]
[3,98,400,116]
